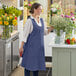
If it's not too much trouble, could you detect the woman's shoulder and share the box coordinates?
[26,18,32,23]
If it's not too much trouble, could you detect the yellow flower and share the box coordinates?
[10,16,13,19]
[13,19,17,22]
[0,17,2,20]
[7,17,9,20]
[0,21,2,25]
[1,15,4,18]
[4,21,9,26]
[5,13,7,16]
[12,19,17,26]
[14,22,17,26]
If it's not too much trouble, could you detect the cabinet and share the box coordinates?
[49,44,76,76]
[0,32,19,76]
[0,39,12,76]
[11,35,19,70]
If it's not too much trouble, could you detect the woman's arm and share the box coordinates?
[44,23,54,35]
[19,19,33,53]
[47,26,54,34]
[19,41,24,53]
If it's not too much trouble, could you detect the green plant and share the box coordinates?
[51,16,75,36]
[0,4,22,17]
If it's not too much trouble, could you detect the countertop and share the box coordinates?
[0,30,19,43]
[49,43,76,48]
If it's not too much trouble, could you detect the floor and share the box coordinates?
[10,66,52,76]
[10,66,24,76]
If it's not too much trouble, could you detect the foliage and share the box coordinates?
[51,15,76,36]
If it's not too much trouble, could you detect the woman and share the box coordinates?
[19,3,53,76]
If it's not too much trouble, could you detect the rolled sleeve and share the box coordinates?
[44,22,48,35]
[22,19,33,43]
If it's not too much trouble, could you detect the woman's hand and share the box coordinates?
[19,41,24,55]
[19,47,23,54]
[48,26,54,33]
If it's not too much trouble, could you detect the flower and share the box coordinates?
[70,12,74,16]
[4,21,9,26]
[51,3,61,14]
[10,16,13,19]
[71,17,75,21]
[5,13,7,16]
[15,16,17,20]
[0,21,2,25]
[0,17,2,20]
[7,17,9,20]
[24,1,34,10]
[28,4,32,7]
[71,37,75,41]
[61,14,64,17]
[24,2,28,6]
[65,37,76,45]
[51,8,57,12]
[66,39,70,44]
[65,15,71,18]
[12,19,17,26]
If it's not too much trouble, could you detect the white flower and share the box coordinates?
[51,8,57,12]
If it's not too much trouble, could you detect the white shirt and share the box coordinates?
[22,16,48,43]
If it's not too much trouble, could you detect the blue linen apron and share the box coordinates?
[21,18,46,71]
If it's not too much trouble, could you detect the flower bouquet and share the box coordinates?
[51,3,62,15]
[0,5,22,39]
[51,14,76,44]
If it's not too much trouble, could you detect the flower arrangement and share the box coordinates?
[24,1,34,10]
[0,5,22,39]
[65,37,76,45]
[50,3,62,15]
[51,12,76,36]
[0,14,17,26]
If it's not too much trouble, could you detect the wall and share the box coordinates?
[53,0,75,14]
[1,0,17,7]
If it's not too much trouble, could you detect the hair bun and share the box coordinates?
[29,10,32,14]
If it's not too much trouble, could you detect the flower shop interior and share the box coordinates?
[0,0,76,76]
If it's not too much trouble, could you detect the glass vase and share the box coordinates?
[1,25,10,39]
[55,30,66,44]
[9,25,14,33]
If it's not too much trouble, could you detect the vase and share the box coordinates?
[9,25,14,33]
[0,25,3,38]
[55,30,66,44]
[55,36,61,44]
[1,26,11,39]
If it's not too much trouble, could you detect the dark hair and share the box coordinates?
[30,3,41,14]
